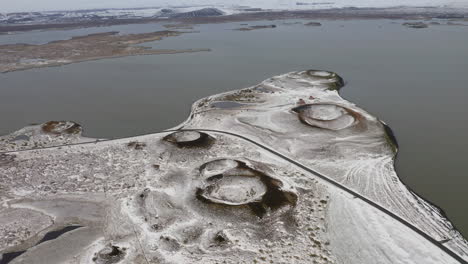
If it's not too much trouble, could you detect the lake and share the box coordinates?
[1,19,467,236]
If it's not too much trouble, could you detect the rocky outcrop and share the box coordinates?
[234,25,277,31]
[304,21,322,26]
[403,21,429,28]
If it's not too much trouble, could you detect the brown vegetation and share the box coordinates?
[0,31,210,73]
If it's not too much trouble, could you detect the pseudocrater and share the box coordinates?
[199,159,240,177]
[305,69,345,90]
[0,154,15,166]
[41,121,82,135]
[197,159,297,217]
[293,104,357,130]
[163,131,214,148]
[199,175,268,205]
[93,244,126,264]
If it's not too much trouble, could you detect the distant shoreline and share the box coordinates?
[1,7,467,34]
[0,30,211,73]
[1,6,467,73]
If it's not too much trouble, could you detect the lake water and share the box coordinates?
[1,19,467,236]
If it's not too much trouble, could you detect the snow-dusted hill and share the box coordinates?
[154,0,468,9]
[1,0,467,26]
[0,7,227,25]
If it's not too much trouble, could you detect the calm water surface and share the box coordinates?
[1,20,467,236]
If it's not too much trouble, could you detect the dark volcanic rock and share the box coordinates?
[93,245,126,264]
[235,25,277,31]
[435,13,465,19]
[242,8,263,12]
[41,121,82,135]
[402,22,428,28]
[160,9,174,14]
[0,154,16,166]
[304,21,322,26]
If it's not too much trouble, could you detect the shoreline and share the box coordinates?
[0,48,211,74]
[1,7,467,34]
[2,13,467,74]
[0,30,211,73]
[1,70,467,262]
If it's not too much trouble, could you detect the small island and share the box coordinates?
[234,24,277,31]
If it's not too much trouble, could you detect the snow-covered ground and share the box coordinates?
[1,0,467,25]
[1,70,467,263]
[157,0,468,9]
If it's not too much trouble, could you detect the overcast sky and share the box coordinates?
[2,0,464,13]
[3,0,170,12]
